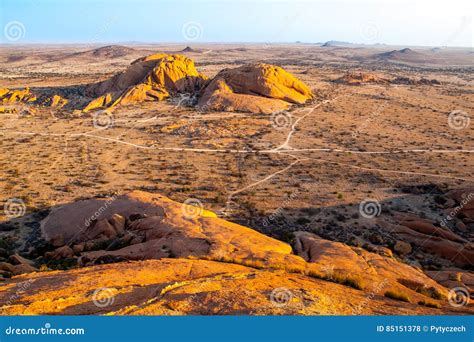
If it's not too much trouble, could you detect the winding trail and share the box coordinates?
[3,131,473,155]
[275,97,339,150]
[2,93,473,215]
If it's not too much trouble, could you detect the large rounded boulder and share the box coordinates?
[84,54,207,111]
[198,63,313,114]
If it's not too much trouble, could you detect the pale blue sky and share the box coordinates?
[0,0,472,47]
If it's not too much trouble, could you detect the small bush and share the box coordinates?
[385,290,410,303]
[448,272,462,282]
[418,300,441,308]
[429,288,445,300]
[415,286,445,300]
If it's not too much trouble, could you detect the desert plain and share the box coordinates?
[0,43,472,315]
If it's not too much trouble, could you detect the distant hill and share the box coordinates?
[321,40,354,47]
[72,45,136,59]
[374,48,420,61]
[180,46,196,52]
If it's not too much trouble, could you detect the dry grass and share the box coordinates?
[384,290,411,303]
[307,269,366,290]
[418,300,441,309]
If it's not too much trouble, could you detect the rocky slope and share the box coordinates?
[0,191,471,315]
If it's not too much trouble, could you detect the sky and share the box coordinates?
[0,0,472,47]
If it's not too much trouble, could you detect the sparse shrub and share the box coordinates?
[206,255,266,269]
[448,272,462,282]
[429,288,445,300]
[307,270,365,290]
[295,217,311,225]
[306,269,325,279]
[384,290,410,303]
[418,300,441,308]
[415,286,445,300]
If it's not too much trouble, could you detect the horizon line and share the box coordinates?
[1,41,473,49]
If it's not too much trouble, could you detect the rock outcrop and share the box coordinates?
[197,63,313,113]
[336,72,390,85]
[40,191,295,268]
[84,54,207,111]
[336,73,441,86]
[391,77,441,85]
[446,188,474,220]
[0,258,458,315]
[83,94,113,113]
[0,88,70,112]
[0,190,462,314]
[43,95,68,108]
[293,232,447,303]
[378,204,474,268]
[0,88,37,104]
